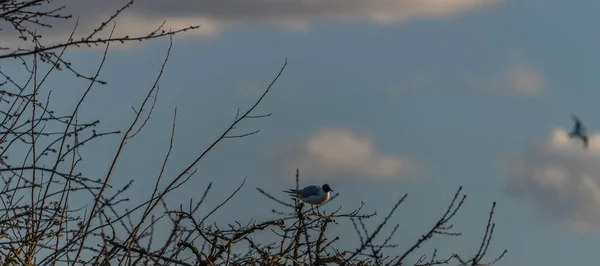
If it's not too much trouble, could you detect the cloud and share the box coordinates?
[502,128,600,231]
[1,0,499,49]
[463,60,545,95]
[118,0,499,25]
[384,73,432,96]
[271,128,419,180]
[505,64,544,94]
[235,82,267,99]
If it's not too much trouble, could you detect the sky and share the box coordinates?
[4,0,600,265]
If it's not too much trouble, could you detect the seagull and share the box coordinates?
[569,114,589,149]
[284,184,333,205]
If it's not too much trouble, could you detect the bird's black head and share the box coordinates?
[322,184,333,192]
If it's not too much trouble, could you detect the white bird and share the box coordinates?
[569,114,589,149]
[284,184,333,205]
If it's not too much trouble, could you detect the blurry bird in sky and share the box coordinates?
[569,114,589,149]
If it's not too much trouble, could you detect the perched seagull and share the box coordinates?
[569,114,589,149]
[284,184,333,205]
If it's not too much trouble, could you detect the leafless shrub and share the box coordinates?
[0,1,506,265]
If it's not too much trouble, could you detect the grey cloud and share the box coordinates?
[1,0,498,48]
[119,0,498,22]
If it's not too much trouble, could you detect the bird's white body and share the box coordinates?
[285,185,332,205]
[300,190,330,205]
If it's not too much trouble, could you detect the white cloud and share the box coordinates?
[271,128,419,180]
[235,82,267,99]
[462,61,545,95]
[503,128,600,231]
[384,73,431,96]
[506,64,544,94]
[1,0,499,49]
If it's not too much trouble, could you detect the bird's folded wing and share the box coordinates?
[299,186,320,197]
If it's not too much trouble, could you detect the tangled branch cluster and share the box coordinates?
[0,1,507,265]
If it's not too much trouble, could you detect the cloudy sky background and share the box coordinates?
[4,0,600,265]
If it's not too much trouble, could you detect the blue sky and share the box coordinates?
[6,0,600,265]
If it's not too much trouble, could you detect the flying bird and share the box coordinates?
[569,114,589,149]
[284,184,333,205]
